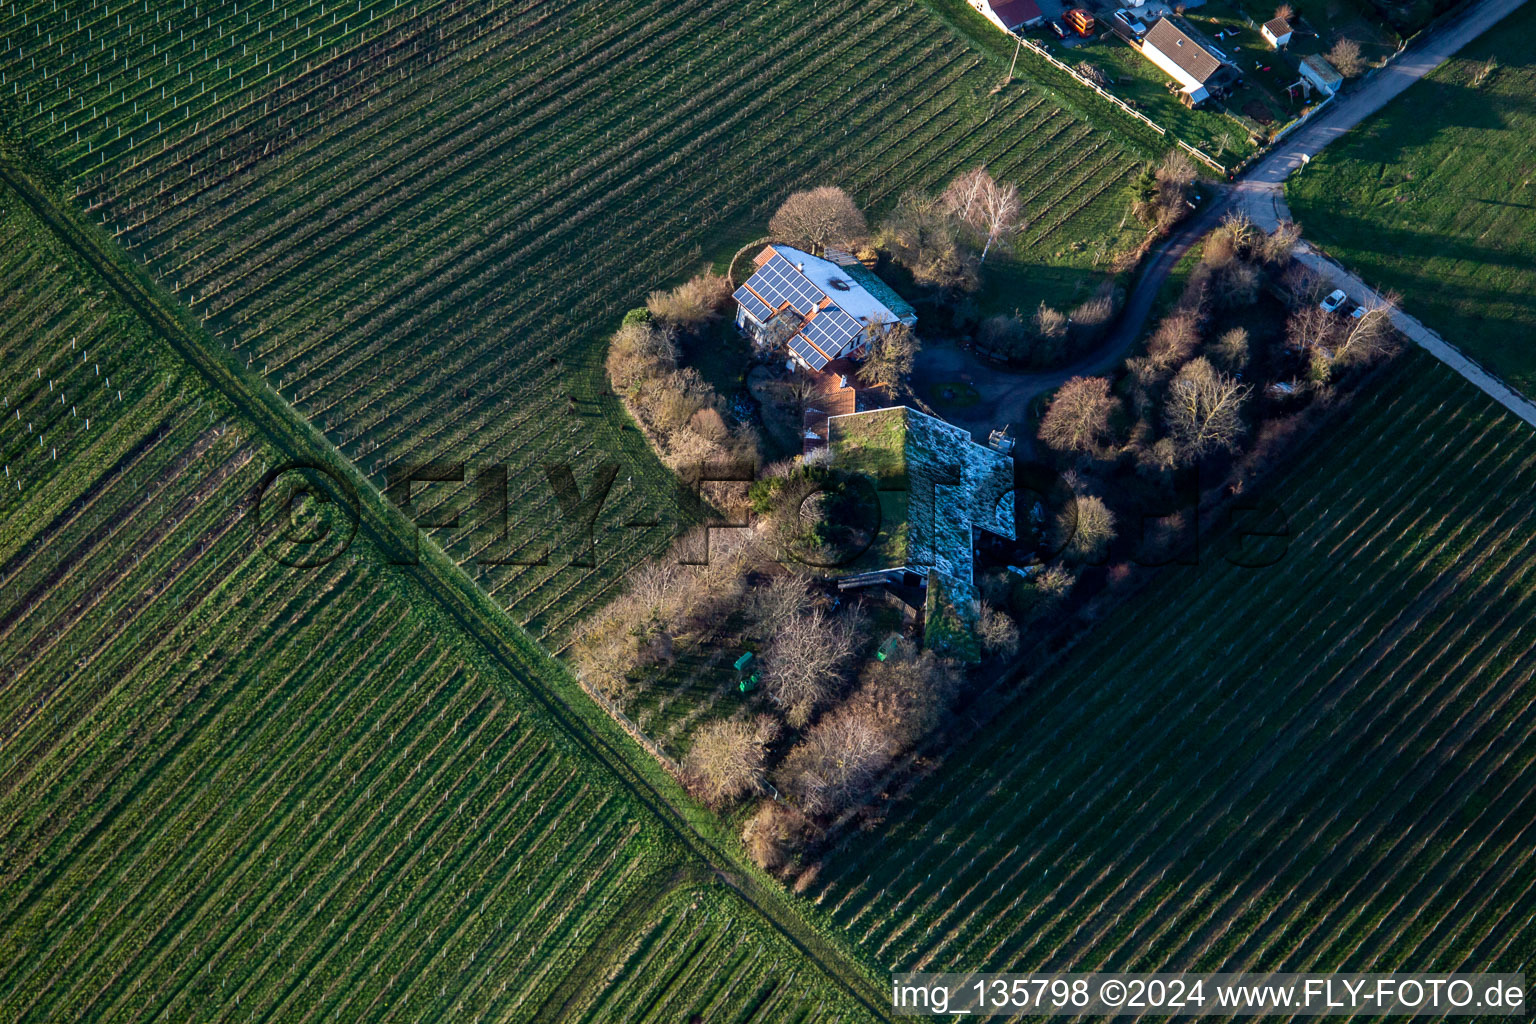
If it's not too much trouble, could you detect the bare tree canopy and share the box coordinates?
[879,191,980,293]
[1259,220,1302,264]
[977,603,1021,657]
[1165,356,1252,460]
[1335,290,1401,365]
[1039,376,1119,455]
[941,166,993,224]
[776,706,892,815]
[760,606,858,727]
[977,179,1021,262]
[769,186,869,255]
[1054,493,1116,562]
[942,167,1023,262]
[1286,304,1342,353]
[858,322,920,391]
[684,715,780,806]
[1328,37,1365,76]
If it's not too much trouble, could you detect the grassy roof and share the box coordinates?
[827,406,1015,655]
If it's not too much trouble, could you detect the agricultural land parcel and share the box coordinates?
[810,351,1536,980]
[0,173,874,1021]
[1288,3,1536,399]
[0,0,1155,644]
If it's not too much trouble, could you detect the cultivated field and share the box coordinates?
[1288,5,1536,399]
[810,351,1536,977]
[0,0,1147,641]
[0,175,873,1022]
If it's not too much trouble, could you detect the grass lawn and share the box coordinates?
[1287,3,1536,398]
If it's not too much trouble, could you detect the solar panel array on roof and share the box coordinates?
[751,253,827,315]
[803,305,862,356]
[788,334,831,371]
[732,284,774,324]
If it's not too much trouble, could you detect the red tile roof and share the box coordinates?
[990,0,1042,27]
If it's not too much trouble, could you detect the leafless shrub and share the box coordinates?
[1148,311,1201,371]
[742,800,817,872]
[1213,327,1251,372]
[1259,220,1301,265]
[977,603,1020,657]
[647,272,732,326]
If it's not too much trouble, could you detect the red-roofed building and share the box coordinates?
[971,0,1043,33]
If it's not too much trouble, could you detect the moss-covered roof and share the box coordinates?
[826,406,1014,656]
[841,263,917,324]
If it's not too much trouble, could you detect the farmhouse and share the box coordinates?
[1299,53,1344,94]
[1137,17,1239,105]
[970,0,1044,32]
[733,245,917,371]
[1261,15,1293,47]
[825,406,1016,660]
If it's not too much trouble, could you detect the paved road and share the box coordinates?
[916,191,1234,442]
[926,0,1534,439]
[1233,0,1536,429]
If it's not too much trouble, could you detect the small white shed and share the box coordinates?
[1261,15,1293,47]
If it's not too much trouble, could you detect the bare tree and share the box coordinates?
[777,706,892,815]
[1166,357,1252,460]
[857,322,920,391]
[770,186,869,255]
[1054,494,1116,562]
[977,603,1020,658]
[1286,303,1342,353]
[978,179,1022,262]
[1039,376,1119,455]
[1274,3,1294,20]
[878,191,979,293]
[1259,220,1302,265]
[941,166,992,223]
[684,715,780,806]
[1215,260,1261,308]
[1148,311,1201,370]
[747,573,813,635]
[1214,326,1251,372]
[1282,262,1327,306]
[760,607,858,727]
[1335,291,1401,364]
[1327,37,1365,77]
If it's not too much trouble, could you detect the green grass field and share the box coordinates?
[809,351,1536,977]
[0,168,877,1023]
[1288,5,1536,399]
[0,0,1152,644]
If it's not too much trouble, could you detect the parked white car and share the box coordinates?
[1320,288,1349,313]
